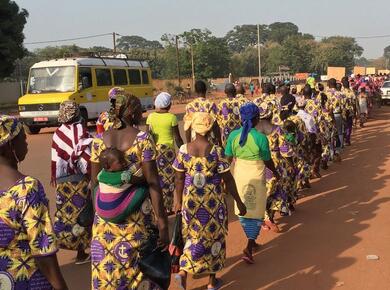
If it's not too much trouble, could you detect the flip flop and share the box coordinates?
[207,278,223,290]
[174,274,185,290]
[75,254,91,265]
[242,250,255,264]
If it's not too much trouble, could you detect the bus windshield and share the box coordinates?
[28,66,75,93]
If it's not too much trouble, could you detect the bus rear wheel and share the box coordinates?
[24,125,41,135]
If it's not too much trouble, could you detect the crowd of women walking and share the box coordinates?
[0,76,373,290]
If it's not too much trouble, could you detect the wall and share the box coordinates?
[353,66,366,76]
[327,67,346,81]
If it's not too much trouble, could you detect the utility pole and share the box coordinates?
[175,35,181,86]
[113,32,117,54]
[190,43,195,89]
[257,24,262,84]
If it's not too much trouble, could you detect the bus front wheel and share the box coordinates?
[24,125,41,135]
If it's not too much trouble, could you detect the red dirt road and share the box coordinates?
[20,107,390,290]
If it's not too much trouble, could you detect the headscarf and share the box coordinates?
[58,101,80,124]
[154,92,172,109]
[184,112,214,136]
[239,102,259,146]
[258,101,273,120]
[108,87,125,101]
[110,94,142,128]
[0,115,23,147]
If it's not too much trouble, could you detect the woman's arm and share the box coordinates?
[35,255,68,290]
[221,171,246,216]
[173,171,185,213]
[173,125,184,148]
[142,160,169,246]
[90,162,102,192]
[185,128,192,143]
[212,122,222,146]
[264,159,280,180]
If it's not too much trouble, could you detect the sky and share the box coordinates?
[15,0,390,59]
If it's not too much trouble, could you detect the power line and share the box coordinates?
[313,33,390,40]
[24,33,114,45]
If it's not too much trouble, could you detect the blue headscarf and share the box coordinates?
[239,102,259,147]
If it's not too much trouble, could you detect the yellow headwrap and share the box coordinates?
[184,112,215,136]
[0,115,23,147]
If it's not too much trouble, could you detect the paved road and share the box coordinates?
[20,107,390,290]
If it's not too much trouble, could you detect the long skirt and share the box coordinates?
[54,175,90,251]
[91,198,162,290]
[156,144,176,212]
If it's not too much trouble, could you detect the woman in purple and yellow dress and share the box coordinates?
[146,92,184,213]
[216,83,248,146]
[96,87,125,136]
[90,94,169,290]
[184,80,221,145]
[51,101,92,265]
[0,115,68,290]
[257,101,296,232]
[173,112,246,290]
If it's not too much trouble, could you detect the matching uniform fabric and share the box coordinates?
[173,145,230,275]
[0,177,58,289]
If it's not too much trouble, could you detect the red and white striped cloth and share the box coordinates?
[51,122,93,181]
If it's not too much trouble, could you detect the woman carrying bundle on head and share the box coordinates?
[225,102,279,264]
[173,112,246,290]
[146,92,184,214]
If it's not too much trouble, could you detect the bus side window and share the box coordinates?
[141,70,149,84]
[128,69,141,85]
[96,69,112,86]
[79,67,92,90]
[113,69,128,86]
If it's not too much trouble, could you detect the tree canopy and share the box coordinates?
[8,19,386,81]
[0,0,28,78]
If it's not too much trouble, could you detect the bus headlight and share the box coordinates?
[19,106,26,111]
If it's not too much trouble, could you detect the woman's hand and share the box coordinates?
[237,201,247,216]
[157,219,170,248]
[173,202,182,214]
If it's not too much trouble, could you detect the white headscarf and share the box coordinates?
[155,92,172,109]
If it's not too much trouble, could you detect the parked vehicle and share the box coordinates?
[18,56,153,134]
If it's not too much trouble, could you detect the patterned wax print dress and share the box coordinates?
[287,115,311,192]
[146,112,179,212]
[173,145,230,275]
[216,97,248,146]
[0,177,58,289]
[52,122,92,252]
[185,98,219,144]
[90,131,161,290]
[265,126,296,217]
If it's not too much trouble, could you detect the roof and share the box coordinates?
[31,57,149,69]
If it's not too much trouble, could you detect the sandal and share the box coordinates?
[207,278,223,290]
[75,254,91,265]
[242,249,255,264]
[264,220,280,233]
[174,274,186,290]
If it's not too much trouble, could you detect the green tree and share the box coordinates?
[268,22,299,43]
[0,0,28,78]
[281,35,316,73]
[225,24,268,53]
[230,47,258,77]
[116,35,163,51]
[384,45,390,60]
[313,37,363,73]
[263,42,284,73]
[193,37,230,79]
